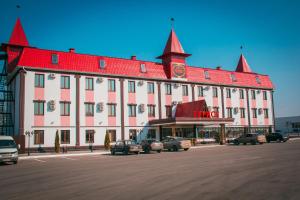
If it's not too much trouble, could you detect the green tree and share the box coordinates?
[55,130,60,153]
[104,132,110,150]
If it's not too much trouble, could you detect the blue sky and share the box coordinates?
[1,0,299,117]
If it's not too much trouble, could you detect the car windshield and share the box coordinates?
[125,140,136,145]
[0,140,17,148]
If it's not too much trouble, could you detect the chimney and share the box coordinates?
[69,48,75,53]
[131,55,136,60]
[216,66,222,70]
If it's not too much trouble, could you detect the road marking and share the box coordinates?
[61,157,77,161]
[34,159,46,163]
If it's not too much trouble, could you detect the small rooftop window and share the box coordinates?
[140,63,147,73]
[51,54,59,64]
[230,73,237,82]
[256,76,261,84]
[204,70,210,79]
[99,60,106,69]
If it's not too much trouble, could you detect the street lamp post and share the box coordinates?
[25,131,34,156]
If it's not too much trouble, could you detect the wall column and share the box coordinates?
[191,84,195,102]
[19,69,26,152]
[157,82,162,119]
[271,90,276,132]
[120,78,125,140]
[246,89,251,132]
[220,124,226,145]
[220,86,225,118]
[75,75,81,147]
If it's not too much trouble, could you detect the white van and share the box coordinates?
[0,136,18,164]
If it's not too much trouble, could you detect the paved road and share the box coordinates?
[1,140,300,200]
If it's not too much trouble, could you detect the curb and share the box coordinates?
[19,151,109,160]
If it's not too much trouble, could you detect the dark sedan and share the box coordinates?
[266,132,289,143]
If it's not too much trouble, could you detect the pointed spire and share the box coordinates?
[157,28,190,59]
[8,18,29,46]
[235,54,252,73]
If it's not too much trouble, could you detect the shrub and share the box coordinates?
[104,132,110,150]
[55,130,60,153]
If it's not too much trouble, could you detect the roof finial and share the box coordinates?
[240,45,244,54]
[170,17,175,29]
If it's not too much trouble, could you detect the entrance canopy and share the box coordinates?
[149,100,234,126]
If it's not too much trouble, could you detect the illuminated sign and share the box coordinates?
[193,111,219,118]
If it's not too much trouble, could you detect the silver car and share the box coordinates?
[0,136,19,164]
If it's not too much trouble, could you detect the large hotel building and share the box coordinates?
[0,19,275,151]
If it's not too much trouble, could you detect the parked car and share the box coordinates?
[110,140,142,155]
[234,133,266,145]
[0,136,19,164]
[140,139,163,153]
[266,132,289,143]
[162,136,191,151]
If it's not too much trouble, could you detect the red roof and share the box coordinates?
[8,18,29,47]
[15,47,274,89]
[236,54,252,73]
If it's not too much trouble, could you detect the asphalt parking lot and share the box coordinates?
[1,140,300,200]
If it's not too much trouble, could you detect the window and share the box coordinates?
[213,87,218,97]
[34,74,44,88]
[85,78,94,90]
[231,73,237,82]
[34,101,44,115]
[34,130,44,145]
[165,83,172,95]
[148,105,155,117]
[108,104,116,116]
[263,91,268,100]
[61,130,70,144]
[147,129,156,139]
[213,107,219,113]
[99,60,106,69]
[226,88,231,98]
[252,108,257,118]
[251,90,256,100]
[256,76,261,84]
[182,85,188,96]
[240,108,245,118]
[85,103,94,116]
[86,130,95,143]
[129,129,137,141]
[166,105,172,118]
[147,82,155,94]
[128,104,137,117]
[60,102,70,116]
[264,109,269,118]
[239,89,244,99]
[108,79,115,92]
[198,86,204,97]
[61,76,70,89]
[227,107,233,118]
[128,81,135,93]
[204,70,210,79]
[107,130,116,142]
[51,54,59,64]
[140,63,147,73]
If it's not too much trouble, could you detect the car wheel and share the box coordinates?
[173,145,178,152]
[184,148,189,151]
[123,150,129,155]
[267,140,270,143]
[243,143,247,145]
[157,150,161,153]
[111,150,115,155]
[13,160,18,164]
[135,152,139,155]
[277,139,281,143]
[234,141,240,145]
[251,140,256,145]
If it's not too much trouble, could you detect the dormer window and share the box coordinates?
[256,76,261,84]
[140,63,147,73]
[230,73,237,82]
[204,70,210,79]
[99,60,106,69]
[51,54,59,64]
